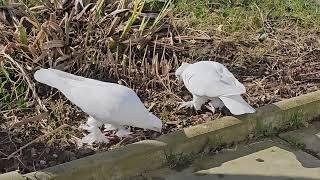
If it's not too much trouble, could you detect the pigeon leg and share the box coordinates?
[178,95,207,111]
[101,124,119,141]
[115,126,132,138]
[205,103,216,114]
[80,116,103,132]
[80,127,110,145]
[178,101,194,109]
[192,95,207,111]
[205,98,225,114]
[103,125,132,140]
[208,98,224,110]
[103,123,117,131]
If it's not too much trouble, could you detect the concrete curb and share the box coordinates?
[1,90,320,180]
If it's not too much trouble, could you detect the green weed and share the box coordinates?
[174,0,320,33]
[165,151,194,171]
[0,64,28,111]
[282,135,305,149]
[289,112,305,129]
[255,120,279,138]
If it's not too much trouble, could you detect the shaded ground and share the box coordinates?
[0,0,320,174]
[136,122,320,180]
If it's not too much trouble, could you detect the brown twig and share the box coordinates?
[10,112,49,129]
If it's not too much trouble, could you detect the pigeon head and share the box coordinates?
[145,113,162,132]
[175,62,190,81]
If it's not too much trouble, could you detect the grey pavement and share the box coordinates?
[138,122,320,180]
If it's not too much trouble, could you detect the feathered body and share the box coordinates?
[175,61,255,115]
[34,68,162,144]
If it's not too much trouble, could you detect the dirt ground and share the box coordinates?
[0,0,319,174]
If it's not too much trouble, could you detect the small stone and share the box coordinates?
[255,158,265,162]
[52,154,58,158]
[39,160,46,165]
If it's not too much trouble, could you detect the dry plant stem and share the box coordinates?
[10,112,49,129]
[6,124,69,160]
[114,136,131,148]
[1,52,47,112]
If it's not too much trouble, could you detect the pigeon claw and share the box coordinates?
[178,101,194,109]
[115,129,132,138]
[80,131,110,145]
[103,133,119,141]
[205,104,216,114]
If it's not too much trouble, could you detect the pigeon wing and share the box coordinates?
[35,68,161,131]
[66,83,149,128]
[183,61,246,97]
[219,95,256,115]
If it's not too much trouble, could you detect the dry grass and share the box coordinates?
[0,0,319,174]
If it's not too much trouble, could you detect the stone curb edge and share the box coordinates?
[1,90,320,180]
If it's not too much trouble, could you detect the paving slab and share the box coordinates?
[0,171,25,180]
[140,139,320,180]
[19,91,320,180]
[279,121,320,157]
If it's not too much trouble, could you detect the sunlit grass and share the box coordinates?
[174,0,320,33]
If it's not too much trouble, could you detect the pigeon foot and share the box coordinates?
[178,101,194,109]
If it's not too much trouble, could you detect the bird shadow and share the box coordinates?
[136,138,320,180]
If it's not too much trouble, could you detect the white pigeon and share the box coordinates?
[175,61,256,115]
[34,68,162,144]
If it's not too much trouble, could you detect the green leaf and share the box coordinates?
[253,16,262,28]
[0,65,13,82]
[18,24,28,45]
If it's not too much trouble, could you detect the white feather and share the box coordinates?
[219,95,256,115]
[180,61,246,97]
[34,68,162,144]
[81,128,110,144]
[176,61,255,115]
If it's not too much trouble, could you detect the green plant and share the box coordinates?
[255,120,279,137]
[165,151,194,171]
[95,0,106,19]
[203,135,225,153]
[282,135,305,150]
[289,112,305,129]
[0,63,28,111]
[174,0,320,33]
[121,0,145,40]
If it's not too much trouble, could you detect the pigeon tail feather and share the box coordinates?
[148,113,162,132]
[219,95,256,115]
